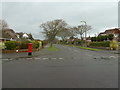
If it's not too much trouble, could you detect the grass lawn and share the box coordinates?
[48,46,58,51]
[76,46,101,51]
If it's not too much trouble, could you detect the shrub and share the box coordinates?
[96,37,101,41]
[91,37,97,42]
[108,34,114,40]
[100,36,105,41]
[66,41,72,45]
[19,41,31,49]
[76,40,82,45]
[31,41,40,49]
[110,40,118,50]
[5,41,18,50]
[60,40,67,44]
[91,34,114,42]
[104,36,108,41]
[89,41,110,47]
[43,40,48,46]
[0,42,6,49]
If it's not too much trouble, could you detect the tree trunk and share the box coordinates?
[50,42,53,47]
[81,36,83,40]
[74,40,76,46]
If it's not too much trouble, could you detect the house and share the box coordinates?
[98,32,106,36]
[98,28,120,41]
[23,33,29,38]
[0,28,35,42]
[16,32,34,40]
[0,29,18,41]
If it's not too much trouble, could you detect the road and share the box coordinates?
[2,44,118,88]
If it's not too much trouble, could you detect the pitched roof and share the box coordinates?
[1,29,18,39]
[105,28,120,34]
[99,28,120,36]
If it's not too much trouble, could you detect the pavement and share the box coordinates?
[2,44,118,88]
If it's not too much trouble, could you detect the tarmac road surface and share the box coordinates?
[2,44,118,88]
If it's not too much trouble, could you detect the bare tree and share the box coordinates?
[0,19,9,30]
[40,19,67,46]
[74,24,91,40]
[57,27,74,41]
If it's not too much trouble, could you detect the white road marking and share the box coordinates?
[2,59,9,61]
[2,57,64,61]
[109,56,117,59]
[59,58,63,59]
[2,58,13,61]
[42,58,48,60]
[26,58,32,60]
[35,58,41,60]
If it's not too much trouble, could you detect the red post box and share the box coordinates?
[28,43,32,55]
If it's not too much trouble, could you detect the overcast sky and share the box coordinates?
[1,2,118,40]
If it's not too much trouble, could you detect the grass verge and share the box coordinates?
[48,46,58,51]
[63,44,101,51]
[76,46,101,51]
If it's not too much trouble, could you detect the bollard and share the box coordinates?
[28,43,32,55]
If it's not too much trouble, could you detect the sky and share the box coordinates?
[1,1,118,40]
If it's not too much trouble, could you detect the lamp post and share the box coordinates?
[81,21,87,47]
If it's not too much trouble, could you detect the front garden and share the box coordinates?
[59,34,119,50]
[1,40,43,53]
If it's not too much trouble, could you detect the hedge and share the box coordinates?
[18,41,31,49]
[31,41,40,49]
[91,34,114,42]
[5,41,18,50]
[4,40,41,50]
[89,41,110,47]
